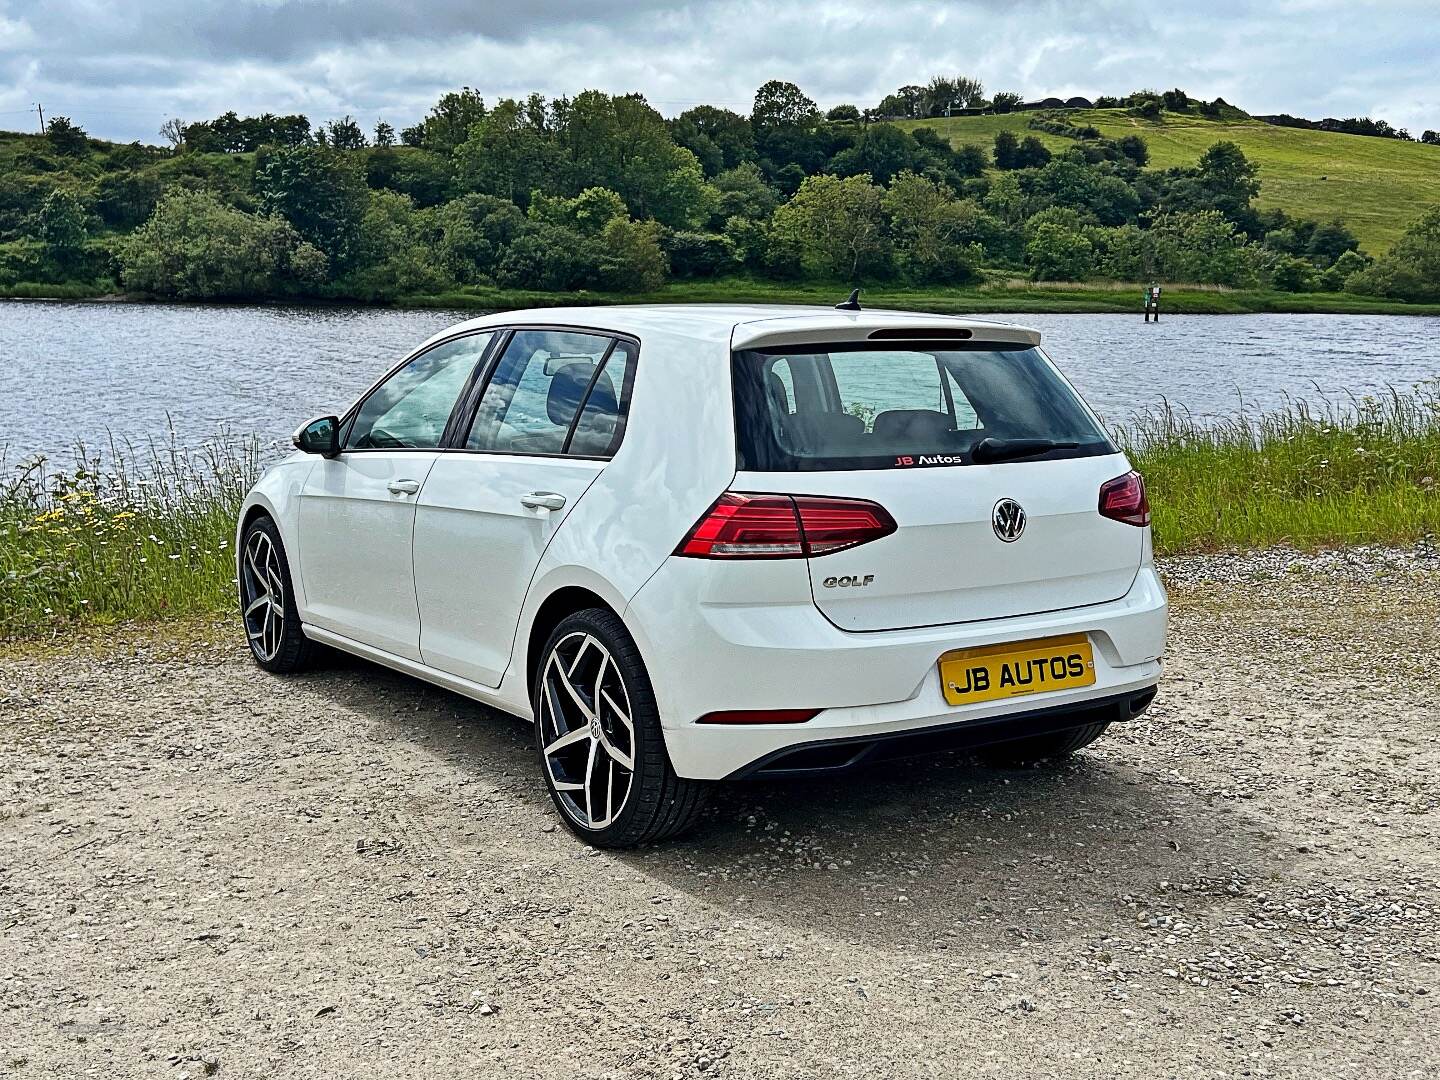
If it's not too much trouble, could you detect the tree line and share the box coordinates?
[1,79,1437,303]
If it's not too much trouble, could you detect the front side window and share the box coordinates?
[466,330,634,457]
[346,333,493,449]
[733,343,1112,471]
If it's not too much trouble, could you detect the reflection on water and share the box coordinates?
[2,300,1437,463]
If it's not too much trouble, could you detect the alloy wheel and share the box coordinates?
[539,631,636,830]
[240,529,286,663]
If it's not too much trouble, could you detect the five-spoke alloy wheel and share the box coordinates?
[538,631,637,831]
[238,515,315,674]
[534,609,709,847]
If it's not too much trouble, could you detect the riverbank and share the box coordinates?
[7,277,1440,316]
[4,564,1437,1078]
[4,381,1438,639]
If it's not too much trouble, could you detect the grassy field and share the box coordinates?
[4,386,1438,638]
[903,110,1440,254]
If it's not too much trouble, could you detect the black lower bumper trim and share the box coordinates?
[726,687,1157,781]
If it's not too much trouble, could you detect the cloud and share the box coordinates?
[1,0,1437,141]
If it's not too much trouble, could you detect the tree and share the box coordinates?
[254,145,370,269]
[922,75,985,117]
[455,96,563,208]
[159,117,186,150]
[752,80,820,131]
[1161,88,1190,111]
[1423,131,1440,146]
[434,193,525,283]
[883,171,982,283]
[403,88,486,153]
[669,105,755,176]
[993,130,1021,170]
[339,190,447,301]
[991,91,1023,114]
[45,117,89,156]
[769,173,889,280]
[1147,210,1262,286]
[1016,136,1053,169]
[662,230,740,277]
[558,91,710,228]
[1029,159,1140,225]
[119,190,325,299]
[1026,221,1094,281]
[826,104,862,123]
[36,189,89,273]
[324,116,367,150]
[1347,206,1440,302]
[373,120,396,147]
[366,147,454,208]
[751,81,826,176]
[1111,134,1147,167]
[827,124,926,185]
[710,162,778,222]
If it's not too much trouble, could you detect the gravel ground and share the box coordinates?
[3,556,1437,1079]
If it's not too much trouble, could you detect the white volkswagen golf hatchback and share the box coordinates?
[238,304,1167,846]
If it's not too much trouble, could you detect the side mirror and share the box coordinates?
[293,415,341,458]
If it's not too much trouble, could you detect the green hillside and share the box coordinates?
[903,110,1440,253]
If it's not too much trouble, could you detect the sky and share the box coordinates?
[1,0,1436,143]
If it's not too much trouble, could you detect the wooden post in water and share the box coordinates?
[1143,283,1162,322]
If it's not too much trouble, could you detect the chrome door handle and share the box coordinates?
[387,479,421,496]
[520,491,566,511]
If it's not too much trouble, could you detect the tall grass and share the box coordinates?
[2,386,1437,639]
[0,433,257,637]
[1119,382,1440,552]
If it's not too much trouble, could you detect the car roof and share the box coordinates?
[429,304,1042,351]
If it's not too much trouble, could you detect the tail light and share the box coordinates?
[676,491,896,559]
[1099,471,1150,527]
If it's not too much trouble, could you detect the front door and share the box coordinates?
[414,330,636,686]
[298,331,494,658]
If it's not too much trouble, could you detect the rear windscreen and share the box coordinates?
[733,343,1114,472]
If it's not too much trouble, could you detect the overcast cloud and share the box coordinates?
[1,0,1436,142]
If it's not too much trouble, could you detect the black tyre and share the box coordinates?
[533,608,709,847]
[976,720,1112,767]
[238,515,317,674]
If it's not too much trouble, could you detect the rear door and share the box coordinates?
[733,343,1142,633]
[413,330,637,686]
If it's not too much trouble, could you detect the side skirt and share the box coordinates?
[303,625,534,722]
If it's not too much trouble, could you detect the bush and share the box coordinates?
[119,190,327,299]
[1268,254,1317,292]
[1026,222,1094,281]
[662,230,740,277]
[1346,206,1440,302]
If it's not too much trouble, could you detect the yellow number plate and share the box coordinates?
[938,633,1095,706]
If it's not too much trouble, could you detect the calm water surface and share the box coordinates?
[2,300,1437,463]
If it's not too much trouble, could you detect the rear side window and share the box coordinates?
[465,330,635,457]
[733,344,1113,471]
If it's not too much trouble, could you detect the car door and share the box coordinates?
[413,329,638,687]
[298,331,495,659]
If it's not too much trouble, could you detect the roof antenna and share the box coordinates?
[834,288,862,312]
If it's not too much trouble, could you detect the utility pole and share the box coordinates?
[35,102,44,134]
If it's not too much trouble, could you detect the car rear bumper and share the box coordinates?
[625,564,1168,780]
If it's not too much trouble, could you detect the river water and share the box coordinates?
[2,300,1436,463]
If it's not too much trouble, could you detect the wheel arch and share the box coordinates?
[524,584,620,693]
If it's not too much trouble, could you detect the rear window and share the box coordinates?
[733,343,1114,471]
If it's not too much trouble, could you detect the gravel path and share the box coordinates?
[3,559,1438,1078]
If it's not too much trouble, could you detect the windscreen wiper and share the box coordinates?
[969,437,1080,464]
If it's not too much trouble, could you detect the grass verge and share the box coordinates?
[1,435,255,638]
[1121,384,1440,551]
[2,386,1437,639]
